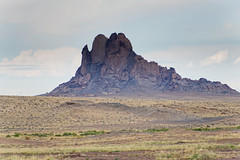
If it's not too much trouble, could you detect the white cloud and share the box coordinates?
[141,47,194,65]
[187,62,193,68]
[0,47,81,77]
[233,56,240,65]
[224,23,234,29]
[0,89,22,96]
[0,0,201,35]
[200,50,229,66]
[225,80,240,92]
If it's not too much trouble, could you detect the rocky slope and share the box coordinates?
[48,33,239,96]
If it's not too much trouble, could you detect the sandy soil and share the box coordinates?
[0,96,240,159]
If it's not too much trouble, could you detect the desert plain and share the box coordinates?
[0,95,240,160]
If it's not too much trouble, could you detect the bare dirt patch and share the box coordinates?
[62,150,155,160]
[0,137,48,146]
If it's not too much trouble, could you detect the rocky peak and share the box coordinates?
[91,34,108,64]
[106,33,132,56]
[75,45,90,76]
[48,33,239,96]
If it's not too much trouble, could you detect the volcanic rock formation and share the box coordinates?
[48,33,239,96]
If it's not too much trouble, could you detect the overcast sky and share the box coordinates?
[1,0,240,95]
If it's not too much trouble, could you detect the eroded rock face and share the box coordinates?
[91,34,108,64]
[48,33,239,96]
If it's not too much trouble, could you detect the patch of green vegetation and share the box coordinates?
[62,132,77,136]
[0,145,7,148]
[192,126,240,132]
[55,134,62,137]
[30,133,54,137]
[208,144,238,150]
[192,126,226,131]
[143,128,169,133]
[30,133,46,137]
[13,133,21,137]
[190,153,199,159]
[6,135,11,138]
[190,153,213,160]
[166,153,173,159]
[119,129,139,133]
[192,128,211,131]
[80,130,105,136]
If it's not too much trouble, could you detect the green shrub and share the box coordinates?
[80,130,105,136]
[192,127,223,131]
[30,133,40,136]
[6,135,11,138]
[143,128,169,133]
[13,133,21,137]
[30,133,53,137]
[39,133,48,137]
[32,133,47,137]
[192,128,208,131]
[62,132,77,136]
[55,134,62,137]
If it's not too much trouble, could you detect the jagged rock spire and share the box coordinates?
[48,33,239,96]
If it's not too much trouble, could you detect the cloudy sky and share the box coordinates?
[1,0,240,95]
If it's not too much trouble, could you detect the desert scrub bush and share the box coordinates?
[192,127,223,131]
[55,134,62,137]
[62,132,77,136]
[13,133,21,137]
[143,128,169,133]
[80,130,105,136]
[192,128,210,131]
[118,129,139,133]
[30,133,46,137]
[6,135,11,138]
[30,133,54,137]
[25,136,30,140]
[192,126,240,132]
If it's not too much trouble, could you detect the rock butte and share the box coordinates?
[47,33,239,97]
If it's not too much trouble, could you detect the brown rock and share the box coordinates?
[48,33,239,96]
[91,34,108,64]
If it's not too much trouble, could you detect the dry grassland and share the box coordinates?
[0,96,240,159]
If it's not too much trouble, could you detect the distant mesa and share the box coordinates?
[47,33,239,97]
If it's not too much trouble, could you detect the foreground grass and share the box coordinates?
[1,142,239,159]
[5,130,106,138]
[1,128,240,159]
[191,126,240,131]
